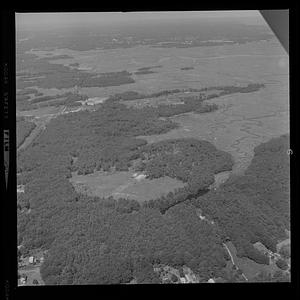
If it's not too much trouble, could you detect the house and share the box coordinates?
[20,274,27,285]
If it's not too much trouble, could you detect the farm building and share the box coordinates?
[132,173,146,181]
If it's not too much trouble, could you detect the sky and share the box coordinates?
[16,11,265,29]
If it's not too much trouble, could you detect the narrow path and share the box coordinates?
[223,243,249,282]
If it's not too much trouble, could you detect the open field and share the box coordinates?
[225,242,285,280]
[69,170,186,202]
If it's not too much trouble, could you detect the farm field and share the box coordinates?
[70,170,186,202]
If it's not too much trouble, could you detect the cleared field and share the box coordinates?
[69,170,186,202]
[225,242,284,280]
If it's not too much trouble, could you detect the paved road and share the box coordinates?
[17,106,67,152]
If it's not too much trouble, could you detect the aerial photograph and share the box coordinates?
[16,11,290,285]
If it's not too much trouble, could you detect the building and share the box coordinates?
[19,275,27,285]
[132,173,146,181]
[29,256,35,264]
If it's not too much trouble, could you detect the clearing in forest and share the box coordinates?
[69,170,186,202]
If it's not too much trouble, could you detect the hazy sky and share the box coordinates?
[16,11,264,28]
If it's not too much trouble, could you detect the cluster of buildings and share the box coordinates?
[154,265,200,284]
[253,242,282,264]
[80,97,108,106]
[196,208,215,225]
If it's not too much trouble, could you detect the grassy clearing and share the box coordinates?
[225,241,282,280]
[69,170,186,202]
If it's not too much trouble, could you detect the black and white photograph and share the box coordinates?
[13,10,291,285]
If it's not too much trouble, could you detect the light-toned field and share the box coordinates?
[70,170,186,202]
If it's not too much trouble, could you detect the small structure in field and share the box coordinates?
[208,278,215,283]
[28,256,35,264]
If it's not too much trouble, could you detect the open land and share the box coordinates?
[70,170,186,202]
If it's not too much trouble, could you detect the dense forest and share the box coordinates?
[17,89,289,283]
[188,134,290,264]
[17,99,232,284]
[16,50,135,90]
[105,83,264,118]
[107,83,264,102]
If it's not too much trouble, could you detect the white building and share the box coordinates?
[29,256,35,264]
[132,173,146,181]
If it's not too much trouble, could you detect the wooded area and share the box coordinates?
[17,91,289,284]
